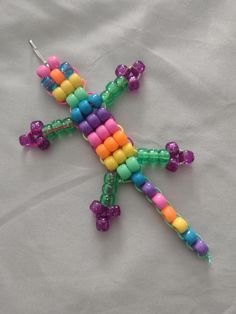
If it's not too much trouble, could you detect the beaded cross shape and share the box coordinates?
[19,42,210,262]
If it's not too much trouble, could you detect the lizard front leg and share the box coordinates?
[89,171,123,231]
[137,141,194,172]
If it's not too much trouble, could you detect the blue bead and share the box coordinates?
[131,172,146,186]
[71,107,84,123]
[88,94,102,108]
[79,100,93,116]
[41,76,57,92]
[59,62,71,72]
[182,228,198,245]
[64,68,74,79]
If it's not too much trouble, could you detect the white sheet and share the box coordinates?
[0,1,236,313]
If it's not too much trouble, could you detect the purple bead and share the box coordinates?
[115,64,128,77]
[132,60,145,73]
[165,142,179,157]
[36,136,50,150]
[78,121,93,136]
[179,150,194,165]
[107,205,121,218]
[30,120,44,136]
[96,217,110,232]
[95,108,111,123]
[90,200,106,215]
[86,113,101,129]
[192,239,208,256]
[19,132,37,147]
[141,181,157,198]
[166,158,179,172]
[128,76,139,91]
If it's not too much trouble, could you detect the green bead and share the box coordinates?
[102,183,116,195]
[115,76,128,90]
[42,124,56,140]
[117,164,132,180]
[100,194,115,206]
[51,120,63,135]
[158,149,170,167]
[74,87,88,101]
[148,149,159,164]
[101,90,114,106]
[66,94,79,108]
[126,157,141,173]
[62,118,76,133]
[137,148,149,164]
[106,81,122,97]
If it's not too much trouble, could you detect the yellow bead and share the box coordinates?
[60,80,74,95]
[104,156,118,171]
[52,87,67,102]
[122,143,137,157]
[172,217,188,234]
[69,73,84,88]
[113,149,127,164]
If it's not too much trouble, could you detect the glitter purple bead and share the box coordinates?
[128,76,139,91]
[36,136,50,150]
[30,120,44,136]
[90,200,106,215]
[166,157,179,172]
[165,141,179,157]
[96,217,110,232]
[115,64,128,77]
[179,150,194,165]
[133,60,145,73]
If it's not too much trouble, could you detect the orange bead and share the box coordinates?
[104,137,119,152]
[113,130,129,146]
[50,69,65,85]
[161,205,177,223]
[96,144,111,159]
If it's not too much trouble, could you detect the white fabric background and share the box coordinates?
[0,1,236,313]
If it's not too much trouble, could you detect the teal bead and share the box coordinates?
[126,157,141,173]
[182,228,198,246]
[66,94,79,108]
[117,164,132,180]
[74,87,88,102]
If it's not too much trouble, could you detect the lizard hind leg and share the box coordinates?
[89,171,122,232]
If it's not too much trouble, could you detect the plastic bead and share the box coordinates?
[166,158,179,172]
[60,80,74,95]
[151,193,167,210]
[87,132,102,148]
[62,118,75,133]
[114,76,128,90]
[96,108,111,122]
[90,200,106,215]
[66,94,79,108]
[78,121,93,136]
[104,137,119,152]
[59,62,74,78]
[161,205,177,223]
[117,164,132,180]
[115,64,128,77]
[96,125,110,140]
[113,149,127,164]
[158,149,170,166]
[74,87,88,102]
[113,130,129,146]
[86,113,101,129]
[179,150,194,165]
[36,136,50,150]
[104,118,119,134]
[137,148,149,164]
[101,90,113,106]
[104,156,118,171]
[126,157,140,173]
[182,228,198,246]
[41,77,57,92]
[131,172,146,186]
[79,100,93,116]
[133,60,145,73]
[96,217,109,232]
[165,142,179,157]
[52,87,67,102]
[36,65,50,78]
[30,120,44,136]
[192,239,208,256]
[71,107,84,123]
[50,69,65,85]
[106,81,121,97]
[141,181,157,198]
[172,217,188,234]
[47,55,60,69]
[96,144,111,159]
[69,73,84,88]
[122,143,136,157]
[88,94,102,108]
[128,76,139,90]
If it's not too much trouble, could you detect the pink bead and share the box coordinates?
[87,132,102,148]
[36,65,50,78]
[104,118,119,134]
[151,193,167,210]
[47,55,60,70]
[96,125,110,140]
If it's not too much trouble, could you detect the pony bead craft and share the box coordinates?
[19,41,210,262]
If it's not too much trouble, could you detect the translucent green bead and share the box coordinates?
[158,149,170,167]
[106,81,122,97]
[115,76,128,90]
[100,194,115,206]
[101,90,114,106]
[62,117,76,133]
[42,124,57,140]
[148,149,159,164]
[137,148,149,164]
[51,120,63,135]
[102,183,117,195]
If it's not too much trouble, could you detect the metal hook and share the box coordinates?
[28,40,48,65]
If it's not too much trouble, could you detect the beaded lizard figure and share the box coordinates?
[19,41,210,262]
